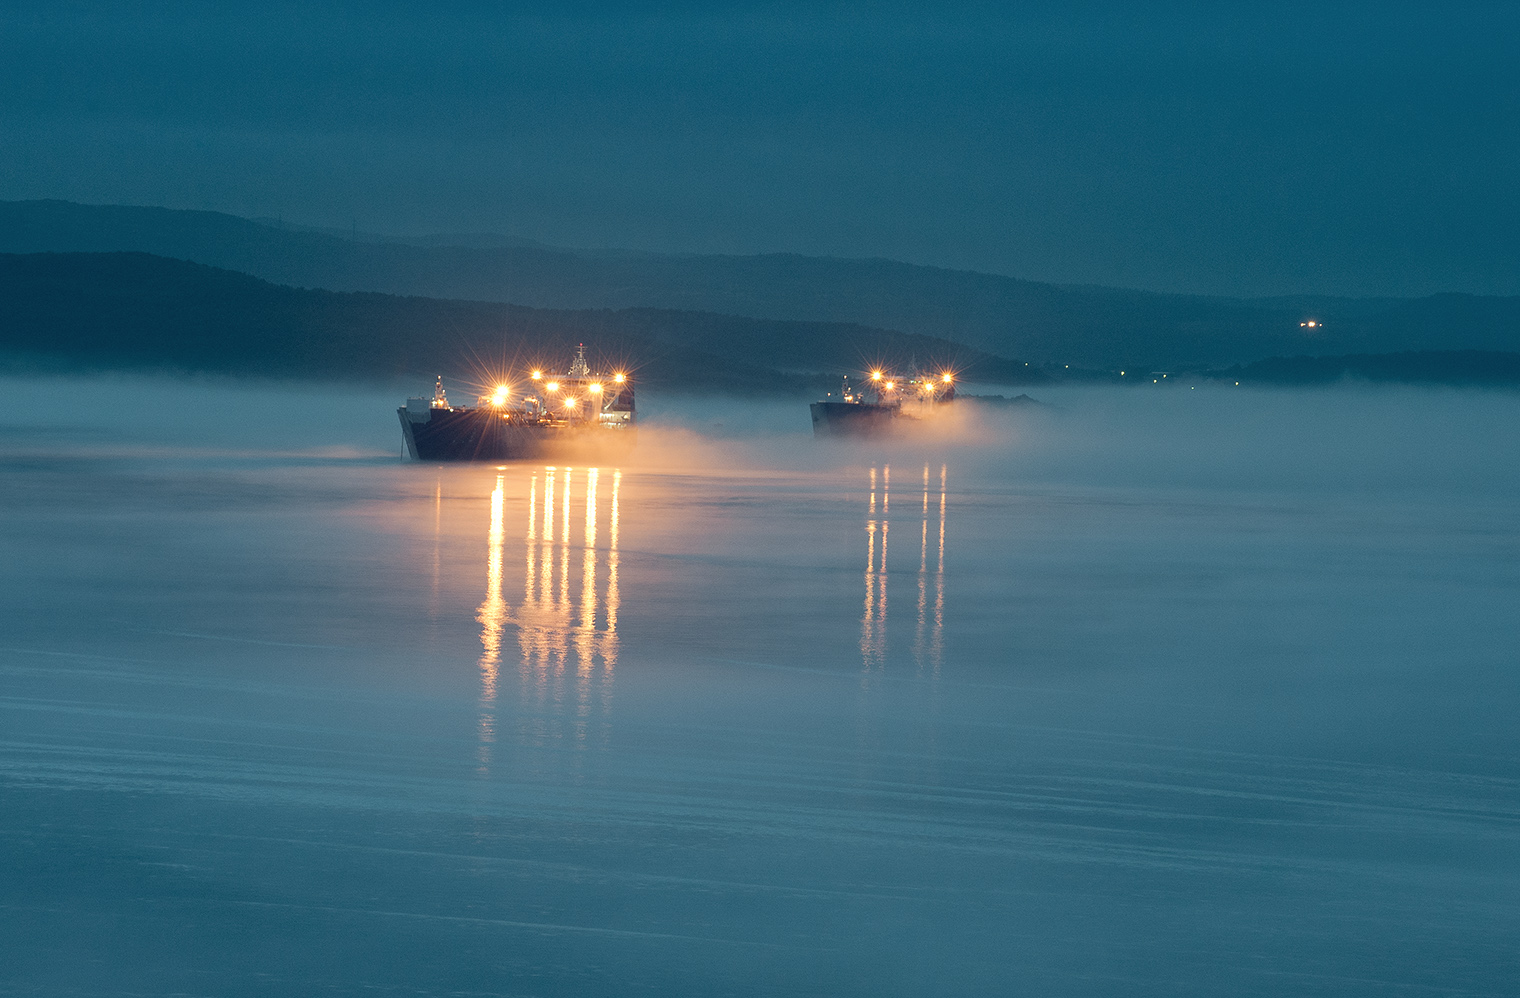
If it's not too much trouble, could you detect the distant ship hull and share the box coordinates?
[399,407,635,462]
[810,401,900,438]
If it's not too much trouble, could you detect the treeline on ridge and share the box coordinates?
[0,252,1043,392]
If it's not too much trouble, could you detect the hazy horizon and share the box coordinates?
[10,195,1501,304]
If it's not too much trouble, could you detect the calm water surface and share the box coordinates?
[2,379,1519,996]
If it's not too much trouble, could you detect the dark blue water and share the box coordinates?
[3,376,1518,995]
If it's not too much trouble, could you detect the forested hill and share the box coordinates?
[5,200,1516,370]
[0,252,1042,392]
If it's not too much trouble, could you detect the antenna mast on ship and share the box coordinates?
[570,343,590,379]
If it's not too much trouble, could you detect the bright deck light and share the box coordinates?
[871,370,883,381]
[563,397,578,409]
[490,385,509,406]
[531,370,543,380]
[613,373,626,383]
[941,373,953,383]
[546,381,559,392]
[589,384,603,394]
[885,381,896,390]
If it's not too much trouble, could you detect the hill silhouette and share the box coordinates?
[3,200,1517,371]
[0,252,1040,392]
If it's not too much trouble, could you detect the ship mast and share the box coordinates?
[569,343,590,379]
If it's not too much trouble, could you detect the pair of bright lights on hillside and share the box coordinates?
[487,370,626,408]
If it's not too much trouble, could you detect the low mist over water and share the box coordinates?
[3,375,1518,996]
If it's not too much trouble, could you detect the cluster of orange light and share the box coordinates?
[529,372,626,388]
[870,369,953,389]
[509,368,628,413]
[483,367,627,410]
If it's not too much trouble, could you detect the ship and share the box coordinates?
[399,345,635,461]
[810,368,955,437]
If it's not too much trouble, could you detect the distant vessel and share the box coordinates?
[399,345,634,461]
[810,369,955,437]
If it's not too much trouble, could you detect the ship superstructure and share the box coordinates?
[810,368,955,437]
[399,345,635,461]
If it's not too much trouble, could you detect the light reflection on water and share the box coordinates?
[862,463,947,674]
[7,384,1520,997]
[474,466,621,770]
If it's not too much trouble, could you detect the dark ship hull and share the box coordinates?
[400,407,635,462]
[810,401,900,437]
[401,346,635,462]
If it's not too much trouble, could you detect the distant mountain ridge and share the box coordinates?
[2,199,1518,369]
[0,252,1040,391]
